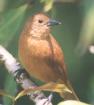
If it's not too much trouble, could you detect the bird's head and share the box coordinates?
[27,13,62,39]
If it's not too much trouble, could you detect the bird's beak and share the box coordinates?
[47,19,62,26]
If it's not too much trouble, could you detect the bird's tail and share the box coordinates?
[60,80,79,100]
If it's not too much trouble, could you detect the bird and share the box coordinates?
[18,13,79,100]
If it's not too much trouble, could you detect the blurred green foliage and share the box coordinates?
[0,0,94,105]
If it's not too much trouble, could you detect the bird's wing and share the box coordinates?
[44,55,67,83]
[44,35,68,83]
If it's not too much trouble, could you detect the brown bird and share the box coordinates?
[18,13,79,100]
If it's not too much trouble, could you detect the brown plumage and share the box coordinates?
[18,13,79,100]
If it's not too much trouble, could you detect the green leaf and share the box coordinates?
[0,0,29,13]
[0,4,28,47]
[40,0,54,12]
[3,74,16,105]
[0,89,14,100]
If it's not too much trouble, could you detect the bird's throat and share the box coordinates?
[31,32,50,40]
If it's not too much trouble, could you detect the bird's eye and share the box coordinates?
[38,20,43,23]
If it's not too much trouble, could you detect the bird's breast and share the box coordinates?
[19,36,58,82]
[19,35,66,82]
[27,38,52,58]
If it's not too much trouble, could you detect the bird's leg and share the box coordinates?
[14,68,30,83]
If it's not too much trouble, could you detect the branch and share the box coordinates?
[0,45,53,105]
